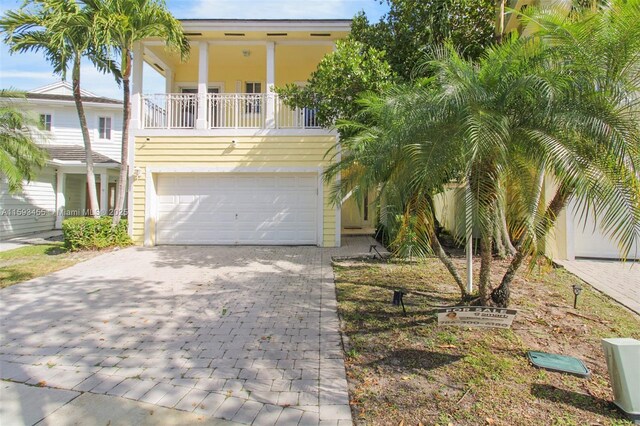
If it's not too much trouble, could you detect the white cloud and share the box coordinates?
[0,70,58,80]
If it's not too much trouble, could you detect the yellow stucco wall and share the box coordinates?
[166,44,333,91]
[132,135,338,247]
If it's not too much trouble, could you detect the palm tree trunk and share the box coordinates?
[72,55,99,218]
[494,214,507,258]
[491,187,571,307]
[478,234,493,303]
[428,226,468,298]
[424,194,468,298]
[495,0,506,43]
[499,204,516,256]
[113,50,131,226]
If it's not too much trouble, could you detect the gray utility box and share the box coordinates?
[602,338,640,423]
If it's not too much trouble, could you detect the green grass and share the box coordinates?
[0,243,97,288]
[334,257,640,426]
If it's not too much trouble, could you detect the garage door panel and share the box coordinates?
[156,173,318,245]
[571,202,639,260]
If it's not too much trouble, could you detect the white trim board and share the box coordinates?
[131,128,337,138]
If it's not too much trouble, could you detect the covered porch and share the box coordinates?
[45,146,123,229]
[129,20,350,132]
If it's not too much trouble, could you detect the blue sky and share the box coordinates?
[0,0,389,99]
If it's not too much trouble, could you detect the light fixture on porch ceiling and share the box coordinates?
[242,50,251,57]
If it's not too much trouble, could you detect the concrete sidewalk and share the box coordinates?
[556,258,640,315]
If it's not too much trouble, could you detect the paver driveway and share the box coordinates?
[0,246,353,425]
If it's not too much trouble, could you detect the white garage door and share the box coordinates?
[156,174,318,245]
[572,205,639,260]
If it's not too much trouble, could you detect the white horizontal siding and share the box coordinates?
[0,167,57,239]
[30,103,123,162]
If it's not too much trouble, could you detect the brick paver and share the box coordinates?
[0,238,381,425]
[556,258,640,314]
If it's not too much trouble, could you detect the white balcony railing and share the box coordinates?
[143,93,198,129]
[275,97,320,129]
[207,93,266,128]
[141,93,321,130]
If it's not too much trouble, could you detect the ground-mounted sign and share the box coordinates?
[436,306,517,329]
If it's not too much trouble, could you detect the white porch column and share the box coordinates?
[196,41,209,129]
[131,42,144,130]
[265,41,276,128]
[165,68,173,94]
[99,172,109,216]
[55,169,65,229]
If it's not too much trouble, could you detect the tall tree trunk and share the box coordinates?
[478,234,493,302]
[72,55,99,218]
[113,50,131,226]
[491,187,571,306]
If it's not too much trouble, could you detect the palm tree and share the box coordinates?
[87,0,189,226]
[0,0,117,217]
[0,90,48,193]
[327,0,640,307]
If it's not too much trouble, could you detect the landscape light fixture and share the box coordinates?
[572,284,583,309]
[392,289,406,315]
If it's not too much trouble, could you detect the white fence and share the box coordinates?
[142,93,320,130]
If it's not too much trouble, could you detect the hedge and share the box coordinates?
[62,217,132,251]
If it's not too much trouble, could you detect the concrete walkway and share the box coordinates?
[0,230,63,252]
[0,237,383,425]
[556,259,640,315]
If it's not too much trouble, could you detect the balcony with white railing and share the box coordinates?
[141,93,321,130]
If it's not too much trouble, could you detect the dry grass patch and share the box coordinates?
[334,256,640,426]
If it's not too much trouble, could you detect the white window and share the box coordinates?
[98,116,112,140]
[245,82,262,114]
[245,82,261,94]
[39,114,52,131]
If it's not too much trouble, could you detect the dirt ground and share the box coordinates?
[333,256,640,426]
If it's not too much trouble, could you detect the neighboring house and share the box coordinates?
[128,19,372,247]
[0,81,123,239]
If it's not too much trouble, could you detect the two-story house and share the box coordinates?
[0,81,123,239]
[129,19,372,247]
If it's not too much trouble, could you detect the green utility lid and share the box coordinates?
[527,351,590,378]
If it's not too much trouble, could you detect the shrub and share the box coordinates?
[62,217,132,251]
